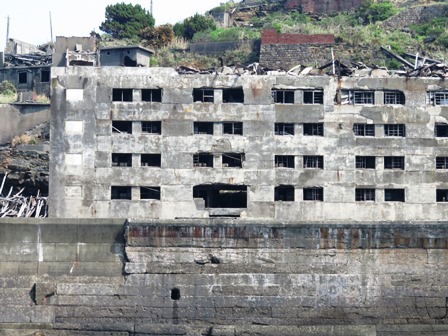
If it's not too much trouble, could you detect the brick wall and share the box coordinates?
[261,29,335,45]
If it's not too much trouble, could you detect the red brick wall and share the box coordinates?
[261,29,335,45]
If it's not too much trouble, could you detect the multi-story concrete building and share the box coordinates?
[50,66,448,221]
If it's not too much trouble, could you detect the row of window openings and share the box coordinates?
[112,153,245,168]
[112,88,448,106]
[112,186,448,203]
[113,121,447,138]
[18,70,50,84]
[276,156,407,170]
[354,123,448,137]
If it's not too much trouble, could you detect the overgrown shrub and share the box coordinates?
[0,80,16,96]
[358,0,398,24]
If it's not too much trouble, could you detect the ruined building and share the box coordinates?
[50,66,448,221]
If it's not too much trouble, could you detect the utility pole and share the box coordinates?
[6,15,10,48]
[49,11,53,44]
[150,0,153,15]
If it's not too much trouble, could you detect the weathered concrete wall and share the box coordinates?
[50,67,448,221]
[383,3,448,30]
[0,66,51,97]
[0,104,50,144]
[190,40,257,55]
[2,219,448,335]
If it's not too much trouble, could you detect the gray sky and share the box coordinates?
[1,0,235,50]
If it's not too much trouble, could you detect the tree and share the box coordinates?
[100,3,155,39]
[140,25,175,49]
[358,0,397,24]
[175,13,217,40]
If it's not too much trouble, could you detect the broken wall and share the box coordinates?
[0,66,51,97]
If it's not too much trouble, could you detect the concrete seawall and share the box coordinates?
[1,218,448,335]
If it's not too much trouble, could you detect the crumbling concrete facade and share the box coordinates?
[50,66,448,221]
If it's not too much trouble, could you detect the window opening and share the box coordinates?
[112,89,133,102]
[436,157,448,169]
[435,124,448,137]
[275,123,294,136]
[140,186,161,200]
[384,156,404,170]
[41,70,50,83]
[275,155,294,168]
[193,153,214,167]
[437,189,448,202]
[303,123,324,136]
[194,122,214,135]
[112,121,132,134]
[223,88,244,103]
[427,92,448,106]
[112,153,132,167]
[355,156,376,169]
[353,124,375,136]
[111,186,131,200]
[303,187,323,201]
[275,185,295,201]
[222,153,244,168]
[141,154,161,167]
[303,155,324,169]
[354,91,374,104]
[18,72,27,84]
[303,90,323,104]
[384,91,405,105]
[384,124,405,137]
[193,88,214,103]
[355,188,375,201]
[272,90,294,104]
[385,189,405,202]
[193,184,247,208]
[141,121,161,134]
[223,122,243,135]
[142,89,162,102]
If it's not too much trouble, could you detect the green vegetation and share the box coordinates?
[0,80,17,104]
[100,3,155,39]
[357,0,398,24]
[140,24,175,49]
[410,17,448,48]
[174,13,217,40]
[192,27,260,43]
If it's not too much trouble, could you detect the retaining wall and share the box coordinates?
[2,218,448,335]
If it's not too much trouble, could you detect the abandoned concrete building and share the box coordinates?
[49,66,448,221]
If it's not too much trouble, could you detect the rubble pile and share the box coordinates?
[3,53,52,67]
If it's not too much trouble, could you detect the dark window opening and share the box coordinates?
[41,70,50,83]
[112,153,132,167]
[275,123,294,136]
[275,155,295,168]
[356,156,376,169]
[435,124,448,137]
[141,121,161,134]
[384,124,405,137]
[194,122,214,135]
[141,154,161,167]
[112,89,133,102]
[353,123,375,137]
[123,55,137,67]
[193,184,247,208]
[355,188,375,201]
[18,72,27,84]
[303,187,323,201]
[384,156,405,170]
[171,288,181,300]
[303,155,324,169]
[303,90,323,104]
[69,60,94,66]
[437,189,448,202]
[222,153,244,168]
[112,121,132,134]
[436,157,448,169]
[193,88,214,103]
[223,122,243,135]
[385,189,405,202]
[193,153,214,167]
[140,186,161,200]
[272,90,294,104]
[223,88,244,103]
[111,186,132,200]
[303,123,324,136]
[142,89,162,102]
[384,91,405,105]
[354,91,374,104]
[275,185,295,201]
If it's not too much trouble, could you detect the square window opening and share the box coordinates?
[275,155,295,168]
[223,122,243,135]
[303,187,323,201]
[384,124,406,137]
[356,156,376,169]
[140,186,161,200]
[112,153,132,167]
[275,123,294,136]
[193,153,214,167]
[272,90,294,104]
[303,155,324,169]
[435,124,448,137]
[384,156,405,170]
[193,88,214,103]
[193,184,247,208]
[355,188,375,201]
[303,123,324,136]
[142,89,162,102]
[112,121,133,134]
[275,185,295,201]
[385,189,405,202]
[112,88,133,102]
[384,91,405,105]
[141,121,161,134]
[141,154,161,167]
[194,122,214,135]
[436,157,448,169]
[223,88,244,103]
[303,90,323,104]
[353,123,375,137]
[111,186,132,200]
[222,153,245,168]
[41,70,50,83]
[18,72,27,84]
[436,189,448,202]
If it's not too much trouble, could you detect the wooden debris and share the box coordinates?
[0,175,47,218]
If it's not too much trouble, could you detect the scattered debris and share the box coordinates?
[3,53,52,67]
[0,175,48,217]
